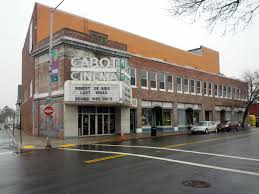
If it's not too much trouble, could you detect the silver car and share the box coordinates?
[191,121,217,134]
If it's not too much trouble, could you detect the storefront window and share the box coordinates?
[142,108,152,126]
[178,109,186,126]
[193,110,201,125]
[163,109,172,126]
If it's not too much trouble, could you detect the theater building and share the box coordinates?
[21,3,247,138]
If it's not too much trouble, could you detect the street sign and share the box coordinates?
[44,106,54,116]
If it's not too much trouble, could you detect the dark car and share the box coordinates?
[217,120,241,132]
[256,117,259,127]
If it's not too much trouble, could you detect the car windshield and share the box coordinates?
[197,122,208,126]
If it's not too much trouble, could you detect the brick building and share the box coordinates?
[21,3,247,138]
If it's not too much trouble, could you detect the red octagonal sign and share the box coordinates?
[44,106,54,116]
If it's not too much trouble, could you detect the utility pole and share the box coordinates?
[46,0,65,148]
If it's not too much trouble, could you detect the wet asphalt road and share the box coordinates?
[0,129,14,156]
[1,128,259,194]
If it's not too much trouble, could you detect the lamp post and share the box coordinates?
[18,100,22,145]
[46,0,65,148]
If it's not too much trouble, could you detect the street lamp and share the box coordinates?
[46,0,65,148]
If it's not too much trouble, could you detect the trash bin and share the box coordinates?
[151,126,157,136]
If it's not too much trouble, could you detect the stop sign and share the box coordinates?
[44,106,54,116]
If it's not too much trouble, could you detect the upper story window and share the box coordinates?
[214,84,218,97]
[160,73,166,90]
[208,83,212,96]
[183,78,189,93]
[196,81,201,95]
[141,69,148,88]
[190,80,195,94]
[177,77,182,93]
[130,67,136,87]
[236,88,240,99]
[167,75,173,92]
[227,87,231,98]
[223,86,227,98]
[151,71,157,89]
[203,82,207,96]
[232,88,236,99]
[219,85,223,97]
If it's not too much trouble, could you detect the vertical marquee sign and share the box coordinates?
[64,56,132,105]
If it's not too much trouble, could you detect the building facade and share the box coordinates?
[21,3,247,138]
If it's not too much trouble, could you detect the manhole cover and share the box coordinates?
[182,180,211,188]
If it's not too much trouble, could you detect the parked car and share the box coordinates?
[256,117,259,128]
[217,120,240,132]
[191,121,217,134]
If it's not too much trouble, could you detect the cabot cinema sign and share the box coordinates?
[70,57,129,81]
[64,56,132,105]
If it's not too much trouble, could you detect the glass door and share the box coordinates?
[90,114,96,135]
[97,115,103,134]
[82,115,89,136]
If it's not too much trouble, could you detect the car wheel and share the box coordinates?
[205,129,209,134]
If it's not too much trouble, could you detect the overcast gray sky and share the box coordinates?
[0,0,258,109]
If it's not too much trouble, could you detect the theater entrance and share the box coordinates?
[78,106,115,136]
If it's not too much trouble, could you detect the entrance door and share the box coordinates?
[130,109,136,132]
[186,108,194,125]
[220,110,226,122]
[89,114,96,135]
[82,115,89,136]
[97,115,103,135]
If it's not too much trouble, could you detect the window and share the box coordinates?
[150,71,157,89]
[159,73,166,90]
[214,84,218,97]
[203,82,207,95]
[208,83,212,96]
[232,88,236,99]
[196,81,201,95]
[190,80,195,94]
[236,88,240,99]
[227,87,231,98]
[130,67,136,86]
[142,108,152,126]
[167,75,173,92]
[219,85,223,97]
[177,77,182,92]
[183,78,189,93]
[141,69,148,88]
[163,109,172,126]
[223,86,227,98]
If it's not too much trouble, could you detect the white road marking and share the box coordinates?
[62,148,259,177]
[90,143,259,162]
[0,151,13,156]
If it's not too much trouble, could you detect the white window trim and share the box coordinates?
[159,73,166,92]
[223,85,228,99]
[150,71,157,90]
[208,83,213,97]
[190,79,196,95]
[167,75,174,92]
[214,84,218,98]
[203,82,208,96]
[183,78,189,94]
[177,77,183,93]
[130,67,137,88]
[141,70,148,90]
[196,80,202,96]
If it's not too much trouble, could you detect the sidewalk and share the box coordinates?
[12,129,189,150]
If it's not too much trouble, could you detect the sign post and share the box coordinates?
[44,106,54,148]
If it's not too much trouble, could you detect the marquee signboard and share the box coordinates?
[64,56,132,105]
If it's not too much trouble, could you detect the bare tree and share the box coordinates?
[168,0,259,34]
[241,70,259,127]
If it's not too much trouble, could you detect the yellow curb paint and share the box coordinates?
[21,145,35,149]
[84,154,127,164]
[164,131,259,148]
[59,144,76,148]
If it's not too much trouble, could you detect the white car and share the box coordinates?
[191,121,217,134]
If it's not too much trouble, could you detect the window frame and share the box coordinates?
[167,75,174,92]
[214,84,218,97]
[203,82,208,96]
[130,67,136,88]
[196,80,201,95]
[141,69,148,89]
[208,83,212,97]
[190,79,196,95]
[176,77,183,93]
[159,73,166,91]
[150,71,157,90]
[183,78,189,94]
